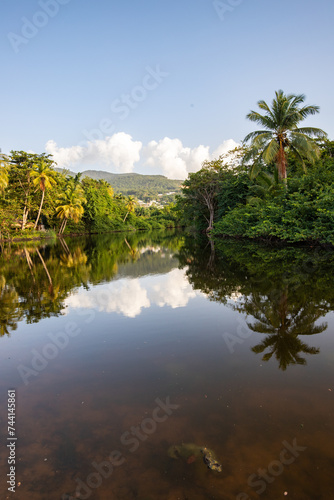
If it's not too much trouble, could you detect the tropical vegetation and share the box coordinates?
[243,90,327,181]
[0,151,179,241]
[2,90,333,246]
[177,90,334,245]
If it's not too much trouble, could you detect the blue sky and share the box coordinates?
[1,0,333,178]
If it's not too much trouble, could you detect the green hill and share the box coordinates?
[55,169,182,202]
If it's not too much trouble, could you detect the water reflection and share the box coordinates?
[178,236,334,370]
[0,275,22,336]
[0,230,185,331]
[1,231,333,371]
[65,267,199,318]
[243,289,326,370]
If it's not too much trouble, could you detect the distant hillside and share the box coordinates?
[55,168,182,202]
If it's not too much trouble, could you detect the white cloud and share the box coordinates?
[64,269,202,319]
[45,140,85,167]
[212,138,240,159]
[144,137,210,179]
[65,279,150,318]
[144,137,240,179]
[45,132,142,173]
[150,268,197,308]
[45,133,239,179]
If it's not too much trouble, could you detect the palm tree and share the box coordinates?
[243,90,327,182]
[123,195,136,222]
[55,183,86,235]
[31,160,57,229]
[0,154,10,193]
[98,179,114,197]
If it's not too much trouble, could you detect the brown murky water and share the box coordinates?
[0,232,333,499]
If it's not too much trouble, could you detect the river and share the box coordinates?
[0,230,333,499]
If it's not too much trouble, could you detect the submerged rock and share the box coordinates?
[201,447,222,473]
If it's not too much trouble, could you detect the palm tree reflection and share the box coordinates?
[237,288,327,370]
[179,237,332,371]
[0,276,22,336]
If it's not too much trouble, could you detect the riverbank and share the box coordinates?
[0,225,183,245]
[211,232,334,249]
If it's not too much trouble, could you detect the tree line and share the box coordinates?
[177,90,334,245]
[0,151,179,240]
[2,90,333,245]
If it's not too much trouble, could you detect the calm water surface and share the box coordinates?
[0,231,333,500]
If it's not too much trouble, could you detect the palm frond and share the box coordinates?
[297,104,320,118]
[248,160,263,180]
[289,93,306,107]
[262,139,279,164]
[289,144,307,172]
[244,129,271,143]
[245,111,275,130]
[295,127,327,138]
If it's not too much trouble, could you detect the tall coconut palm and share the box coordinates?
[0,154,10,193]
[243,90,327,182]
[55,183,86,235]
[123,195,136,222]
[31,160,57,229]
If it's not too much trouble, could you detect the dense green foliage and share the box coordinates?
[213,141,334,244]
[3,92,332,245]
[177,91,333,245]
[55,168,182,202]
[0,152,180,240]
[177,152,251,232]
[179,140,334,245]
